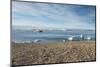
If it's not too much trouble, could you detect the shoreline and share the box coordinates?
[12,40,96,44]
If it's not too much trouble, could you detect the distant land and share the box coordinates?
[12,26,95,31]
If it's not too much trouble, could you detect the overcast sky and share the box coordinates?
[12,1,96,30]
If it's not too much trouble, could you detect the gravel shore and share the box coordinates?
[11,41,96,66]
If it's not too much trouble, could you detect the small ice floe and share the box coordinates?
[79,34,84,40]
[68,36,73,41]
[80,34,83,38]
[13,41,25,43]
[23,40,31,43]
[33,29,43,33]
[34,39,42,43]
[86,37,91,40]
[26,40,31,43]
[62,40,66,43]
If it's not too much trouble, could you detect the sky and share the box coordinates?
[12,1,96,30]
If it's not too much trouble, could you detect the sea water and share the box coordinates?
[12,29,96,43]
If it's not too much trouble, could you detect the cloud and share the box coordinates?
[12,1,96,30]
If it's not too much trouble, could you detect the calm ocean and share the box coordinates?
[12,29,96,43]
